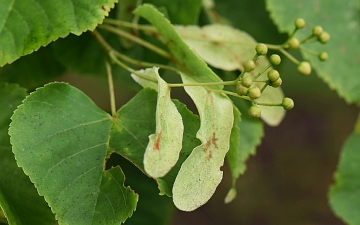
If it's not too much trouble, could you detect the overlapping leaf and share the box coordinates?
[131,68,158,90]
[134,4,235,211]
[9,82,138,225]
[329,132,360,225]
[176,24,285,126]
[144,71,184,178]
[0,0,117,66]
[225,99,264,203]
[174,73,234,211]
[114,72,201,195]
[266,0,360,103]
[0,83,55,225]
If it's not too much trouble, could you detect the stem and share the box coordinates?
[254,102,283,107]
[98,24,170,59]
[265,44,282,50]
[105,60,117,117]
[104,18,157,33]
[299,46,319,56]
[208,88,252,100]
[289,28,298,38]
[260,82,269,92]
[235,70,246,82]
[168,80,236,88]
[92,30,112,52]
[92,30,177,72]
[254,64,272,80]
[279,48,300,64]
[109,52,158,83]
[300,34,316,44]
[113,51,178,72]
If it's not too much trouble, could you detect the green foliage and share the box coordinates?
[0,83,55,225]
[329,132,360,225]
[267,0,360,103]
[9,83,138,224]
[1,0,359,224]
[0,0,117,66]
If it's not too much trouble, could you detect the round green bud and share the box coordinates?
[313,26,323,37]
[267,70,280,82]
[248,86,261,99]
[297,61,312,75]
[241,76,253,88]
[270,77,282,87]
[235,83,248,96]
[255,43,268,55]
[295,18,305,29]
[318,52,329,61]
[282,97,294,110]
[243,60,256,72]
[319,31,330,43]
[270,54,281,65]
[248,105,261,118]
[288,37,300,50]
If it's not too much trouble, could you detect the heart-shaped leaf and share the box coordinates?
[9,82,138,225]
[0,0,117,66]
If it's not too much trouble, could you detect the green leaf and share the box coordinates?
[94,166,138,224]
[175,24,286,126]
[9,82,138,225]
[0,0,117,66]
[106,154,174,225]
[329,133,360,225]
[0,82,55,225]
[134,4,234,211]
[109,88,200,196]
[266,0,360,103]
[225,99,264,203]
[109,88,157,169]
[0,45,66,90]
[134,4,222,85]
[144,0,202,25]
[224,106,241,204]
[144,71,184,178]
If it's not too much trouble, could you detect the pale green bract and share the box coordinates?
[172,73,234,211]
[144,69,184,178]
[131,68,158,91]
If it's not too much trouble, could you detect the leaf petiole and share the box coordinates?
[92,30,177,72]
[109,51,158,83]
[105,60,117,117]
[98,24,170,59]
[104,18,157,33]
[168,80,236,88]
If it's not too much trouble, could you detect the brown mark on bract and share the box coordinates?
[153,131,162,151]
[203,133,218,159]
